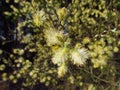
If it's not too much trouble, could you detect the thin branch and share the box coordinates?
[83,69,117,87]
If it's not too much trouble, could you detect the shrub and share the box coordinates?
[1,0,120,90]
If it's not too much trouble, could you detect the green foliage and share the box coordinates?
[1,0,120,90]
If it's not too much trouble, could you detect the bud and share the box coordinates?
[57,7,68,21]
[58,64,67,78]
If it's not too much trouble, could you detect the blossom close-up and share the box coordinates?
[70,48,89,66]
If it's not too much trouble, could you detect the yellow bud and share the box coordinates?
[0,64,5,71]
[58,64,67,78]
[118,41,120,46]
[57,7,67,20]
[113,47,119,52]
[79,82,83,86]
[2,73,7,81]
[13,79,17,83]
[75,43,82,49]
[0,50,2,55]
[29,71,34,76]
[9,75,14,80]
[47,76,51,80]
[45,81,50,86]
[33,12,41,27]
[32,10,45,27]
[52,45,59,53]
[88,84,95,90]
[93,63,99,68]
[5,0,10,3]
[16,74,21,78]
[68,76,74,84]
[19,49,24,55]
[82,37,90,44]
[40,77,46,83]
[14,0,19,3]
